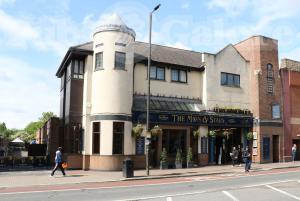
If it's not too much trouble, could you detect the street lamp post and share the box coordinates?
[146,4,161,177]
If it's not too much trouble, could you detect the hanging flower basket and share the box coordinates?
[132,123,144,138]
[209,130,216,138]
[151,125,162,137]
[246,132,254,141]
[223,129,232,139]
[193,130,201,138]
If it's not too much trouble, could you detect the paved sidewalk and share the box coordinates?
[0,162,299,188]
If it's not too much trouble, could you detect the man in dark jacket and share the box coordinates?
[50,147,66,177]
[243,146,251,172]
[231,147,239,166]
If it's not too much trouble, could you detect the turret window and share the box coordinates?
[115,52,126,69]
[113,122,124,155]
[92,122,100,154]
[95,52,103,70]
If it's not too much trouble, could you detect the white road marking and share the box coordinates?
[115,190,206,201]
[266,184,300,200]
[166,197,173,201]
[222,190,240,201]
[242,179,295,188]
[0,180,195,195]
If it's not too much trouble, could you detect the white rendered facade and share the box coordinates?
[57,15,254,170]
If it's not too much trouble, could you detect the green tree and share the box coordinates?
[24,121,42,141]
[0,112,57,143]
[0,122,9,139]
[39,112,56,125]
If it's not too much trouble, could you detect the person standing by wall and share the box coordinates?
[292,144,297,162]
[50,147,66,177]
[230,147,238,167]
[243,146,251,172]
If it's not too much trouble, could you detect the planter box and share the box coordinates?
[187,162,193,168]
[175,162,182,169]
[160,161,168,169]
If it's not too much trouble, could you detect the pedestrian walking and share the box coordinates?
[230,147,238,167]
[238,144,242,166]
[243,146,251,172]
[292,144,297,162]
[50,147,66,177]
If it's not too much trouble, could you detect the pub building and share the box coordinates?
[55,14,283,170]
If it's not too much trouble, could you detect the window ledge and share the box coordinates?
[114,68,127,71]
[171,80,188,84]
[221,85,241,88]
[94,68,104,72]
[150,78,166,82]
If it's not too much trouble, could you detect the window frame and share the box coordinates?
[112,122,124,155]
[272,104,280,119]
[220,72,240,87]
[171,68,187,83]
[267,63,274,94]
[262,137,270,160]
[92,122,100,154]
[150,66,165,81]
[95,52,103,71]
[114,51,126,70]
[72,59,84,79]
[200,136,208,154]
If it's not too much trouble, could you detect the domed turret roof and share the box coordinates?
[94,14,136,38]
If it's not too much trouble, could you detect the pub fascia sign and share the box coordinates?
[133,111,252,127]
[170,114,225,124]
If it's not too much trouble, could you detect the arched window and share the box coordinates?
[267,63,274,94]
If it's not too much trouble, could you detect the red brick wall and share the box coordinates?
[235,36,284,163]
[280,69,292,158]
[198,154,208,166]
[289,70,300,86]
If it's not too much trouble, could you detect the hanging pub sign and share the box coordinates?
[133,111,253,127]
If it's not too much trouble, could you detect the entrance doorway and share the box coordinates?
[162,129,187,168]
[292,139,300,161]
[213,128,242,164]
[273,135,279,162]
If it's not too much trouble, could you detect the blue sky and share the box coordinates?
[0,0,300,129]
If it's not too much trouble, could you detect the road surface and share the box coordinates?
[1,167,300,201]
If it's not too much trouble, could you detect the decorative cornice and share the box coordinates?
[93,24,136,38]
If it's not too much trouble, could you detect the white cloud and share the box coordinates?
[0,56,59,129]
[166,42,191,50]
[0,0,15,6]
[181,2,190,9]
[208,0,249,16]
[0,7,90,56]
[0,10,39,48]
[281,47,300,61]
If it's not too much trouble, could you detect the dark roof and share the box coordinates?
[133,41,204,68]
[133,95,203,113]
[72,41,93,51]
[281,58,300,72]
[56,42,93,77]
[56,41,205,77]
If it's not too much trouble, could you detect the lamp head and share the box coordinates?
[154,4,161,11]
